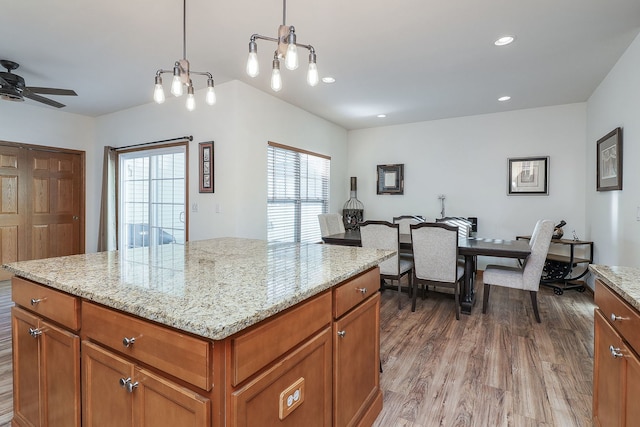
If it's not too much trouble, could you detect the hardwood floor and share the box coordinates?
[0,276,594,426]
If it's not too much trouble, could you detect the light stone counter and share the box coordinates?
[3,237,394,340]
[589,264,640,312]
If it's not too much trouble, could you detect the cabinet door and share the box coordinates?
[334,293,380,427]
[593,310,623,427]
[11,307,42,426]
[134,367,210,427]
[82,341,135,427]
[41,319,80,427]
[624,342,640,426]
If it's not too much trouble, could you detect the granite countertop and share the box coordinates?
[3,238,394,340]
[589,264,640,312]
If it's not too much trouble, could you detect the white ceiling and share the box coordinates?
[1,0,639,130]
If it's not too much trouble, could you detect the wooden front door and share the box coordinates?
[0,143,84,280]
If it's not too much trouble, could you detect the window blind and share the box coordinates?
[267,142,330,243]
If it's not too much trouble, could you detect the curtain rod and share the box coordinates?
[113,135,193,151]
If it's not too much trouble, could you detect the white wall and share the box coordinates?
[347,103,587,268]
[586,33,640,268]
[96,80,348,243]
[0,101,99,250]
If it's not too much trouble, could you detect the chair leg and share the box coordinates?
[482,283,491,314]
[397,279,402,310]
[454,281,460,320]
[530,291,541,323]
[411,277,417,312]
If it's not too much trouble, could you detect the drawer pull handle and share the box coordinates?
[610,313,623,322]
[337,330,346,338]
[119,377,131,388]
[609,345,623,358]
[30,298,45,306]
[126,381,139,393]
[356,287,367,295]
[28,327,42,338]
[122,337,136,348]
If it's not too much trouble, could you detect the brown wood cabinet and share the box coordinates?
[11,306,80,427]
[593,279,640,427]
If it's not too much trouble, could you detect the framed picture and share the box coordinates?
[199,141,214,193]
[597,127,622,191]
[377,164,404,195]
[508,156,549,195]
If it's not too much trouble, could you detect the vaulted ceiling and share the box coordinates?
[2,0,639,129]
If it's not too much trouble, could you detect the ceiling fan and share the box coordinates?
[0,59,77,108]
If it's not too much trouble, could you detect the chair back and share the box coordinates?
[318,213,345,237]
[410,222,459,283]
[360,220,400,276]
[393,215,426,235]
[435,217,472,239]
[521,219,554,290]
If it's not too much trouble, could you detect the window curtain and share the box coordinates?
[97,146,117,251]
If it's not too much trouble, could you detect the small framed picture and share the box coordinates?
[508,156,549,195]
[199,141,214,193]
[597,127,622,191]
[377,164,404,195]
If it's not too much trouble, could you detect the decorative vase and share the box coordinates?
[342,177,364,230]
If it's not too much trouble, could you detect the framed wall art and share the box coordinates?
[199,141,214,193]
[596,127,622,191]
[508,156,549,195]
[377,164,404,195]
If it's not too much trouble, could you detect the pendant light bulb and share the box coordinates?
[307,51,318,86]
[271,58,282,92]
[153,75,165,103]
[186,85,195,111]
[206,78,216,105]
[285,44,299,70]
[246,40,259,77]
[171,76,183,97]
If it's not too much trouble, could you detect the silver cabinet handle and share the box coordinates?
[126,381,139,393]
[609,345,623,358]
[356,288,367,295]
[337,330,346,338]
[122,337,136,348]
[30,298,44,306]
[28,327,42,338]
[610,313,623,322]
[119,377,131,388]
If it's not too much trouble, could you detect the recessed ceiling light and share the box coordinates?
[322,77,335,83]
[377,114,386,118]
[494,36,515,46]
[498,96,511,102]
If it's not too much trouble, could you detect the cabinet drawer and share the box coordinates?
[595,279,640,353]
[230,327,332,427]
[333,267,379,319]
[231,291,331,386]
[12,276,80,330]
[82,302,212,391]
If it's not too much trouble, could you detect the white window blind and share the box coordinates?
[267,142,330,243]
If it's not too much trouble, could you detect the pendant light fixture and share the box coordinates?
[153,0,216,110]
[245,0,318,92]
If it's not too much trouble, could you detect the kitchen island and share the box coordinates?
[589,265,640,427]
[6,237,394,427]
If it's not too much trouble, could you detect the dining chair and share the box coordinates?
[482,219,554,323]
[360,220,413,309]
[318,213,345,238]
[392,215,426,260]
[435,217,472,239]
[410,222,463,318]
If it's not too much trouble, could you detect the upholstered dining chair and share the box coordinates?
[410,222,463,318]
[392,215,426,260]
[482,219,554,323]
[318,213,345,238]
[360,220,413,309]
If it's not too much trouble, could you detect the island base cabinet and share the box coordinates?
[230,327,332,426]
[334,292,381,427]
[82,341,211,427]
[11,307,80,427]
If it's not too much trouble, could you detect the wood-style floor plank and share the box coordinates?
[0,275,595,427]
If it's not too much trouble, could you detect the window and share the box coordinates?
[267,142,330,243]
[118,144,187,249]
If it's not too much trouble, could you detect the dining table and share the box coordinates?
[322,229,531,314]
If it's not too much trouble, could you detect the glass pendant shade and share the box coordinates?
[342,177,364,230]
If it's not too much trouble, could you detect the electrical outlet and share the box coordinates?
[279,377,305,420]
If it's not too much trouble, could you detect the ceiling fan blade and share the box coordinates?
[25,86,77,96]
[0,75,10,87]
[23,92,66,108]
